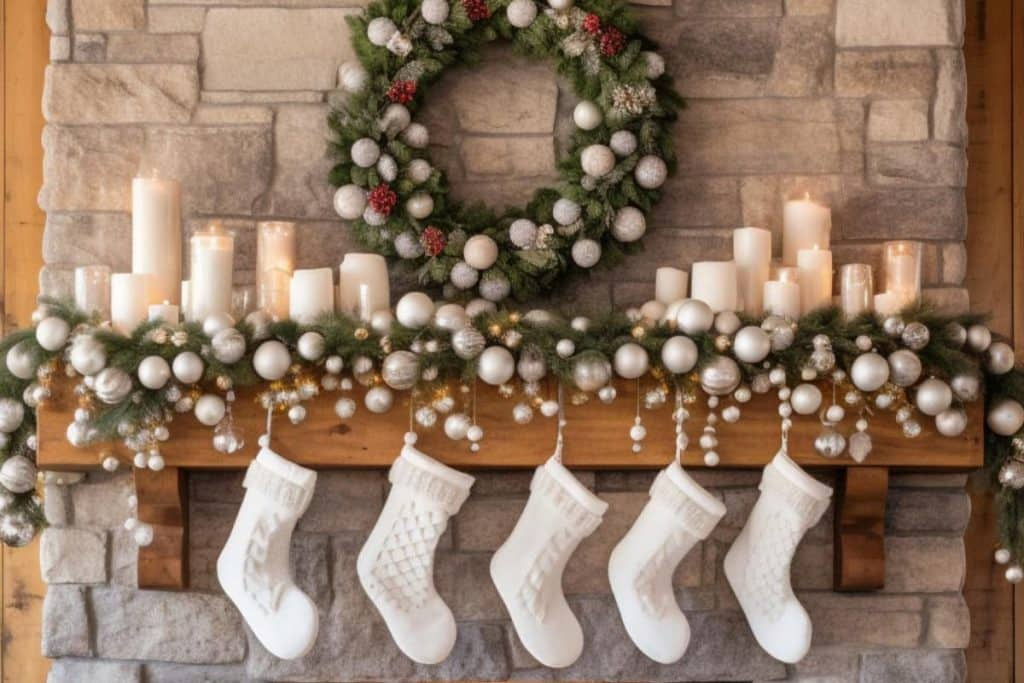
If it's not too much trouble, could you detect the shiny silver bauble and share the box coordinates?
[572,351,612,392]
[699,356,742,396]
[900,321,930,351]
[0,455,36,493]
[814,429,846,458]
[951,373,981,402]
[882,316,906,337]
[382,351,420,390]
[935,408,968,437]
[202,312,236,337]
[676,299,714,335]
[477,346,515,386]
[93,367,133,405]
[434,303,469,332]
[613,343,649,380]
[253,340,292,381]
[732,326,771,364]
[714,311,742,336]
[790,383,823,415]
[69,335,107,376]
[988,398,1024,436]
[194,394,226,426]
[0,398,25,434]
[212,328,246,364]
[364,386,394,414]
[137,356,172,390]
[452,326,486,360]
[986,341,1017,375]
[444,413,472,440]
[887,349,923,387]
[35,317,70,352]
[850,352,890,392]
[967,324,992,352]
[945,322,967,348]
[172,351,204,385]
[914,378,953,416]
[661,336,698,374]
[0,511,36,548]
[5,341,37,381]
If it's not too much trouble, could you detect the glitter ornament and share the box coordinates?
[611,206,646,242]
[642,51,665,79]
[512,402,534,424]
[848,430,873,463]
[581,144,616,177]
[382,351,419,390]
[479,270,511,302]
[364,386,394,414]
[394,231,425,259]
[571,239,601,268]
[573,351,612,392]
[509,219,538,249]
[883,316,906,337]
[351,138,381,167]
[552,198,582,225]
[700,356,741,396]
[609,130,637,156]
[452,327,486,360]
[335,397,357,419]
[450,261,479,290]
[901,321,930,351]
[634,155,667,189]
[400,123,430,149]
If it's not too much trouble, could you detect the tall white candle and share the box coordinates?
[189,224,234,323]
[733,227,771,315]
[148,301,180,324]
[257,221,296,319]
[74,265,111,319]
[796,247,833,313]
[131,175,182,305]
[654,267,688,305]
[111,273,152,334]
[783,196,830,266]
[763,280,801,320]
[290,268,335,323]
[338,253,390,319]
[690,261,738,313]
[839,264,874,318]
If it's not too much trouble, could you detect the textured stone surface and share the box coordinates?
[927,595,972,648]
[860,650,966,682]
[44,65,199,124]
[887,489,970,533]
[105,34,200,63]
[69,472,135,528]
[803,593,923,647]
[461,137,556,177]
[935,49,968,143]
[868,100,930,141]
[867,143,967,187]
[836,186,966,240]
[43,212,131,269]
[674,0,783,16]
[837,0,961,47]
[885,536,965,593]
[71,0,143,31]
[42,585,91,657]
[256,104,335,218]
[835,49,935,98]
[40,527,107,584]
[47,0,70,34]
[40,126,143,212]
[48,659,142,683]
[148,6,207,33]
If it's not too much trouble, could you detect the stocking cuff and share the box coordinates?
[649,468,724,539]
[761,459,831,526]
[531,462,606,537]
[390,445,474,515]
[243,456,315,514]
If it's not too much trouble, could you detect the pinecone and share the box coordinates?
[462,0,490,21]
[611,83,656,117]
[421,226,446,256]
[599,27,626,56]
[386,79,417,104]
[367,183,398,216]
[582,13,602,35]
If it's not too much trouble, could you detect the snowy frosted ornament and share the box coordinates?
[477,346,515,386]
[850,352,889,392]
[506,0,537,27]
[401,123,429,149]
[335,397,357,419]
[512,402,534,424]
[194,394,226,426]
[634,156,667,189]
[641,51,665,79]
[450,261,479,290]
[421,0,450,23]
[408,159,433,184]
[571,239,601,268]
[581,144,615,177]
[339,61,369,92]
[172,351,204,384]
[382,351,419,390]
[700,356,741,395]
[935,408,968,437]
[915,378,952,416]
[0,399,23,434]
[733,326,771,363]
[609,130,637,157]
[517,346,547,382]
[351,138,380,168]
[612,206,646,242]
[365,386,394,413]
[367,16,398,45]
[297,332,326,361]
[334,184,367,220]
[36,317,70,352]
[614,343,649,379]
[573,101,602,131]
[999,460,1024,489]
[888,349,922,387]
[463,234,498,270]
[790,383,822,415]
[987,341,1017,375]
[988,398,1024,436]
[406,193,434,219]
[138,356,171,390]
[253,340,292,381]
[395,233,422,261]
[573,351,612,391]
[661,336,698,374]
[509,219,538,249]
[212,328,246,364]
[396,292,434,328]
[676,299,714,335]
[479,271,511,302]
[552,198,581,225]
[433,303,468,332]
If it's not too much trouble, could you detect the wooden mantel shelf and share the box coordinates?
[36,378,983,592]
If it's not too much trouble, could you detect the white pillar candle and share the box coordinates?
[181,280,190,315]
[338,253,390,319]
[874,291,903,316]
[690,261,738,313]
[290,268,335,323]
[763,280,801,320]
[782,196,830,266]
[654,267,688,305]
[772,264,801,284]
[733,227,771,315]
[796,248,833,314]
[882,240,922,302]
[131,175,182,305]
[257,221,296,319]
[148,301,180,324]
[111,273,153,334]
[189,224,235,323]
[839,264,874,318]
[74,265,111,319]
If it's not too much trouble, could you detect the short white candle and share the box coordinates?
[772,264,801,284]
[74,265,111,319]
[290,268,335,323]
[796,248,833,314]
[338,253,390,320]
[188,224,235,323]
[131,175,182,305]
[783,196,830,266]
[839,264,874,318]
[690,261,738,313]
[733,227,771,315]
[874,291,903,316]
[883,240,923,302]
[654,267,688,305]
[763,280,801,320]
[257,221,296,319]
[111,273,153,334]
[148,300,180,324]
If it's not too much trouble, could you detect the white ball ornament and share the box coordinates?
[988,398,1024,436]
[450,261,480,290]
[408,159,433,184]
[581,144,616,177]
[444,413,471,440]
[614,343,649,379]
[556,338,576,359]
[611,206,646,242]
[0,456,35,494]
[367,16,398,46]
[0,399,24,434]
[552,198,581,226]
[421,0,450,23]
[915,378,953,416]
[333,184,367,220]
[370,309,395,335]
[661,336,698,374]
[338,61,369,92]
[634,156,668,189]
[609,130,637,157]
[253,340,292,381]
[967,324,992,352]
[365,386,395,414]
[5,341,36,381]
[172,351,204,384]
[986,341,1017,375]
[888,349,923,387]
[573,352,612,392]
[639,300,666,325]
[700,356,742,396]
[452,326,486,360]
[676,299,714,335]
[996,548,1012,564]
[212,328,246,364]
[133,523,155,547]
[137,356,171,390]
[382,351,419,390]
[405,193,434,219]
[1006,565,1024,584]
[395,232,425,259]
[509,219,538,249]
[35,317,70,352]
[641,51,665,79]
[951,373,981,402]
[571,239,601,268]
[434,303,468,332]
[194,394,226,426]
[365,204,389,225]
[573,101,603,131]
[379,104,411,135]
[377,154,399,182]
[477,347,516,386]
[850,352,890,392]
[506,0,537,27]
[350,138,381,168]
[93,367,133,404]
[463,234,499,270]
[297,332,326,361]
[202,312,235,337]
[935,408,968,437]
[70,336,106,376]
[733,326,771,364]
[791,384,823,415]
[548,0,573,8]
[396,292,435,328]
[401,123,429,149]
[335,397,357,419]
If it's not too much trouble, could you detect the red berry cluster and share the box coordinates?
[582,13,602,35]
[462,0,490,21]
[420,226,446,257]
[599,26,626,56]
[386,80,417,104]
[368,183,398,216]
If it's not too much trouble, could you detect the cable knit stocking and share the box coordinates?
[217,445,319,660]
[724,451,833,663]
[357,437,475,664]
[608,462,725,663]
[490,456,608,668]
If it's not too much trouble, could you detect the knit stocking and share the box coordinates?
[724,451,832,663]
[608,462,725,663]
[357,437,475,664]
[217,446,319,660]
[490,456,608,668]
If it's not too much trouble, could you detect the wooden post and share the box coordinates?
[135,468,189,591]
[833,466,888,591]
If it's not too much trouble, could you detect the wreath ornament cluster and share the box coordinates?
[328,0,680,302]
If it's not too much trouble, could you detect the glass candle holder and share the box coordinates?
[74,265,111,319]
[883,240,922,303]
[232,284,258,320]
[189,222,235,322]
[257,221,296,318]
[839,263,874,318]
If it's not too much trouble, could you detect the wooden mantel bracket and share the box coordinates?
[834,466,889,591]
[135,467,188,590]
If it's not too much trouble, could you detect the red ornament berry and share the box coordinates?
[582,13,602,35]
[386,80,417,104]
[421,226,446,257]
[368,183,398,216]
[462,0,490,21]
[599,27,626,56]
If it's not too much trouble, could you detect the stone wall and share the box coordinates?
[38,0,972,681]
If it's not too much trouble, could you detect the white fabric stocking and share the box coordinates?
[218,445,319,660]
[357,440,475,664]
[609,462,725,663]
[724,451,833,663]
[490,456,608,669]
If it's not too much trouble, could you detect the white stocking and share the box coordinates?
[609,461,725,663]
[724,451,832,663]
[357,438,475,664]
[217,445,319,660]
[490,456,608,668]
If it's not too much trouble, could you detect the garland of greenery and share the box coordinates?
[327,0,681,302]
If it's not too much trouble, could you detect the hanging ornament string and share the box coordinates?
[673,383,688,467]
[630,378,646,453]
[552,382,566,465]
[258,402,274,450]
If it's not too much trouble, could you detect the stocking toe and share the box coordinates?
[390,600,457,664]
[753,601,812,664]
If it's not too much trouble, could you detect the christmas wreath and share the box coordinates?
[328,0,680,302]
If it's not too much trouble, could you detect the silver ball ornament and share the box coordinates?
[377,154,399,181]
[814,429,847,458]
[477,346,515,386]
[452,326,486,360]
[0,399,24,434]
[297,332,326,362]
[253,340,292,381]
[517,346,547,383]
[634,155,667,189]
[394,231,425,259]
[611,206,646,243]
[901,321,930,351]
[887,349,923,387]
[883,316,906,337]
[700,356,742,396]
[434,303,468,332]
[5,341,36,381]
[850,353,890,392]
[138,356,171,390]
[915,378,953,416]
[552,198,581,226]
[396,292,435,328]
[609,130,637,156]
[945,322,967,348]
[733,326,771,364]
[245,310,273,340]
[676,299,714,335]
[335,397,357,419]
[194,394,226,426]
[572,351,612,392]
[338,61,369,92]
[580,144,615,177]
[951,373,981,402]
[614,343,649,379]
[172,351,204,385]
[365,386,394,414]
[0,511,36,548]
[995,548,1012,564]
[642,51,665,79]
[512,402,534,424]
[1006,565,1024,583]
[556,339,576,358]
[94,367,133,404]
[988,398,1024,436]
[70,336,106,376]
[714,311,742,336]
[967,324,992,352]
[571,239,602,269]
[351,137,381,167]
[986,341,1016,375]
[0,456,35,493]
[444,413,471,440]
[35,317,70,351]
[509,219,538,249]
[367,16,398,45]
[790,384,823,415]
[661,336,698,374]
[479,271,511,302]
[202,312,235,337]
[935,408,968,437]
[382,351,419,390]
[212,328,246,364]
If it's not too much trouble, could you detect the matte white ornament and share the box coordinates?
[138,356,171,390]
[700,356,741,395]
[609,130,637,156]
[641,51,665,79]
[297,332,326,361]
[733,326,771,364]
[611,206,646,242]
[0,399,24,434]
[212,328,246,364]
[951,373,981,402]
[1006,565,1024,583]
[479,270,511,302]
[194,394,226,426]
[333,184,367,220]
[850,352,889,392]
[396,292,435,328]
[614,343,649,379]
[887,349,923,387]
[986,341,1016,375]
[421,0,450,23]
[790,383,822,415]
[714,312,741,336]
[477,346,516,386]
[70,336,106,376]
[548,0,573,8]
[516,346,547,382]
[573,352,612,391]
[552,198,581,225]
[463,234,499,270]
[987,398,1024,436]
[556,338,576,358]
[35,317,70,352]
[379,104,411,136]
[915,378,953,416]
[253,340,292,381]
[661,336,698,374]
[0,456,35,494]
[506,0,537,27]
[433,303,468,332]
[573,101,603,131]
[172,351,204,384]
[94,367,133,404]
[996,548,1012,564]
[396,231,423,259]
[406,193,434,219]
[825,404,846,423]
[634,156,667,189]
[382,351,419,390]
[5,341,36,381]
[370,310,395,335]
[367,16,398,45]
[676,299,714,335]
[351,138,381,168]
[509,219,538,249]
[580,144,615,177]
[967,324,992,352]
[935,408,968,437]
[401,123,429,149]
[639,300,666,325]
[571,239,601,268]
[339,61,369,92]
[408,159,433,184]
